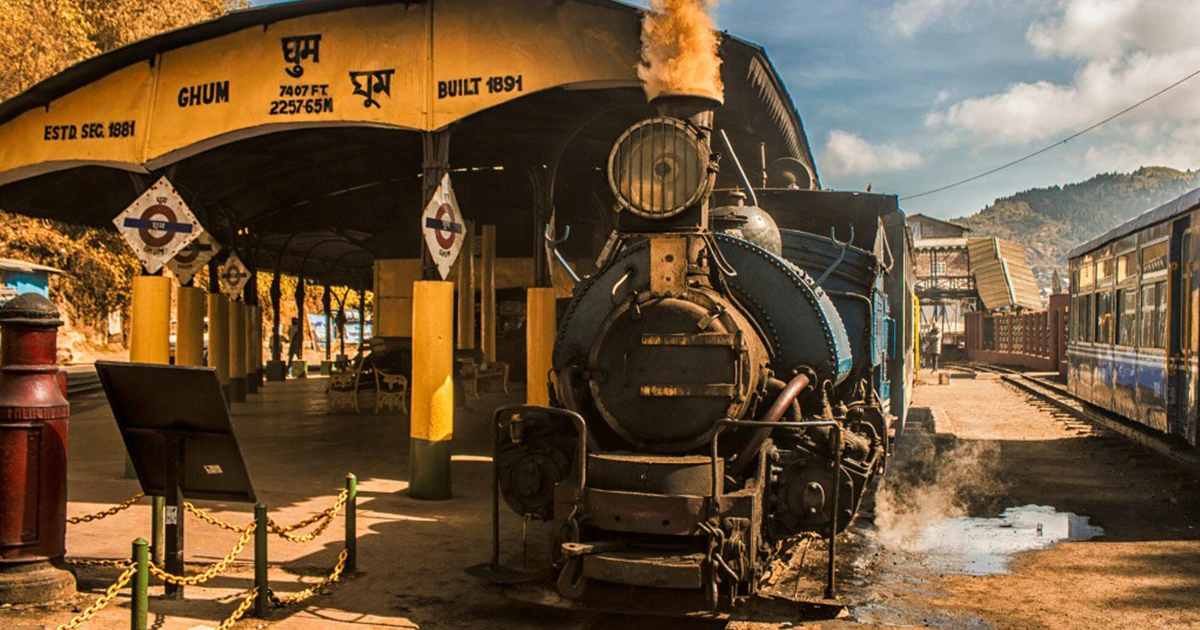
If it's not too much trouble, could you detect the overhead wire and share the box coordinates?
[900,65,1200,202]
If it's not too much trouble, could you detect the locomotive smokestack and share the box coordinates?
[638,0,724,126]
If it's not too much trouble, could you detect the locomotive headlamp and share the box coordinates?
[608,117,713,219]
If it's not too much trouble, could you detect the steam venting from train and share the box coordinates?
[637,0,724,102]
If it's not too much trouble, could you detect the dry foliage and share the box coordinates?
[0,0,244,343]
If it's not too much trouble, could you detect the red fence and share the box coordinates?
[964,294,1067,375]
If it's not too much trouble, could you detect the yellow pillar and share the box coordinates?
[207,294,230,398]
[410,281,455,500]
[456,221,476,350]
[175,286,206,367]
[480,225,497,362]
[374,259,422,338]
[526,287,556,406]
[229,300,247,402]
[130,275,171,364]
[248,305,261,392]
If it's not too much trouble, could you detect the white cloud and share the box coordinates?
[821,130,922,177]
[924,0,1200,171]
[1027,0,1200,60]
[890,0,973,37]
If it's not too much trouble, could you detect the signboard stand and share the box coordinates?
[165,434,185,598]
[96,361,257,601]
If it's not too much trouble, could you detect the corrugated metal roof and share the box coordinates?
[1068,186,1200,260]
[0,258,64,275]
[967,237,1040,310]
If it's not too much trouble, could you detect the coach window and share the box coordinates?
[1095,290,1113,344]
[1117,287,1137,345]
[1155,280,1169,349]
[1141,284,1157,348]
[1083,292,1095,342]
[1140,281,1168,349]
[1141,240,1169,273]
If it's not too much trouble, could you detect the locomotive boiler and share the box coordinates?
[485,94,905,610]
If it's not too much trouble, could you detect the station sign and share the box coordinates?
[219,252,251,297]
[422,173,466,280]
[166,230,221,286]
[113,177,201,274]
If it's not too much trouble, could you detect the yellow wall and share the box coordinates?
[0,0,641,184]
[373,259,422,338]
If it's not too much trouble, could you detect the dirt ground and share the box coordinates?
[821,370,1200,630]
[3,370,1199,629]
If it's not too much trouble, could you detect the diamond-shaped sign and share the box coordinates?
[166,231,221,286]
[422,173,465,280]
[113,177,201,274]
[219,252,251,297]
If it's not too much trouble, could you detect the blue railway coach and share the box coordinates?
[1067,187,1200,446]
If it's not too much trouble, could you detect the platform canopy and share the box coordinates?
[0,0,818,287]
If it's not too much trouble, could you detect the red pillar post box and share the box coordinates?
[0,293,75,603]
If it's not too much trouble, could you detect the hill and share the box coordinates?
[952,167,1200,284]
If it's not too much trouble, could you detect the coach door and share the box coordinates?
[1170,217,1192,439]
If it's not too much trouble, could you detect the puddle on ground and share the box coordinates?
[908,504,1104,576]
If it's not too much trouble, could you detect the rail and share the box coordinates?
[971,365,1200,475]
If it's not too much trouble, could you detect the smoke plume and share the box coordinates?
[637,0,724,102]
[873,438,1005,550]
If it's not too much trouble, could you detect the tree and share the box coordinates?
[0,0,245,343]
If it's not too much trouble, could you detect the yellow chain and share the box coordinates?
[268,549,348,606]
[55,563,136,630]
[185,488,348,543]
[66,493,144,524]
[217,587,258,630]
[66,558,134,568]
[266,489,349,543]
[148,522,255,587]
[183,502,250,533]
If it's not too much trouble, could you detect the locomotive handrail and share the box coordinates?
[489,405,587,573]
[710,418,844,600]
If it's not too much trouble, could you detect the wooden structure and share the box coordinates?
[964,293,1067,374]
[967,237,1042,311]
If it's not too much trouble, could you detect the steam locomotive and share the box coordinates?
[483,94,914,611]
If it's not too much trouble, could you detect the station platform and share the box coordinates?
[6,378,584,630]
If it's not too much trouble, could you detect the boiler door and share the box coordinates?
[587,292,764,452]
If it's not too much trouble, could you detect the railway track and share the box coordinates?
[959,364,1200,476]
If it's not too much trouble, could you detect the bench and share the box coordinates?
[327,362,408,414]
[455,351,509,399]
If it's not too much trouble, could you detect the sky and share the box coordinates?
[250,0,1200,220]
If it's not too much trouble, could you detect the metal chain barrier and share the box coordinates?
[265,488,349,543]
[148,521,255,587]
[54,479,354,629]
[185,489,348,543]
[54,563,136,630]
[66,493,145,524]
[267,549,349,607]
[183,502,251,533]
[217,587,259,630]
[66,558,134,568]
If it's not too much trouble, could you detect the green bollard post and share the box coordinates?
[151,496,164,565]
[131,538,148,630]
[254,504,269,619]
[345,473,357,573]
